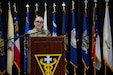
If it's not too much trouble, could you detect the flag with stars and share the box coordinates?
[14,10,20,73]
[91,5,101,70]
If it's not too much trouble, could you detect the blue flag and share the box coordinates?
[70,8,78,68]
[24,10,30,74]
[81,9,89,70]
[62,9,69,73]
[25,12,30,33]
[62,10,67,35]
[0,8,6,75]
[52,11,57,36]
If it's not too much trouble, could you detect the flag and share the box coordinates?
[62,8,69,73]
[25,12,30,33]
[14,10,20,73]
[24,9,30,74]
[91,5,101,70]
[52,10,57,36]
[81,8,89,70]
[103,5,113,71]
[43,3,48,30]
[7,9,14,75]
[0,7,6,74]
[70,8,78,68]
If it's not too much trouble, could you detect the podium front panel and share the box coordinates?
[27,36,65,75]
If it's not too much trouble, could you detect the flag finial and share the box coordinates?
[105,0,109,2]
[72,0,75,9]
[26,4,29,8]
[35,3,38,11]
[94,0,97,7]
[8,1,11,10]
[62,2,66,11]
[13,3,17,12]
[53,3,56,11]
[26,4,29,12]
[44,2,47,10]
[84,0,88,8]
[94,0,97,2]
[105,0,109,6]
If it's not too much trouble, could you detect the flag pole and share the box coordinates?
[13,3,20,75]
[93,0,97,75]
[93,62,96,75]
[24,4,29,74]
[71,1,77,75]
[62,2,67,74]
[105,64,107,75]
[84,0,88,74]
[7,1,15,75]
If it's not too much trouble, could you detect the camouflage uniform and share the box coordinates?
[24,28,51,47]
[27,28,51,36]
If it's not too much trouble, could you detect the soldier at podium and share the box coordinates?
[27,16,51,36]
[24,16,51,47]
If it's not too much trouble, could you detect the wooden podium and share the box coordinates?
[27,36,65,75]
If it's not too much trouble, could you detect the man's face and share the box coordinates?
[34,17,44,30]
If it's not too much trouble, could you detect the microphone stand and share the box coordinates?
[5,33,29,42]
[5,31,38,42]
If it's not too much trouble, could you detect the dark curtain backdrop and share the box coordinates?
[1,0,113,75]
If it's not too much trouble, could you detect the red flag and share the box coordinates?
[91,5,101,70]
[14,11,20,73]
